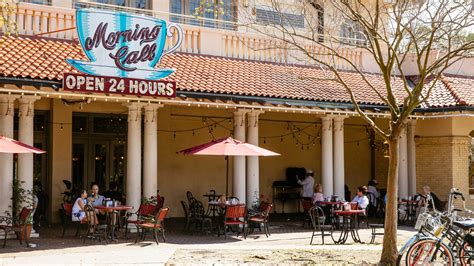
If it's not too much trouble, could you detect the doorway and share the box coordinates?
[72,113,127,194]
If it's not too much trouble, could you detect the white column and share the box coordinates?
[398,126,409,198]
[18,96,38,194]
[246,111,262,207]
[321,116,334,196]
[143,104,161,199]
[233,109,247,203]
[0,96,16,215]
[333,116,345,200]
[407,120,417,195]
[126,103,142,214]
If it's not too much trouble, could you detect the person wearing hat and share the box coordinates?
[298,169,315,199]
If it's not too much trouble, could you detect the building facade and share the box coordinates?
[0,0,473,222]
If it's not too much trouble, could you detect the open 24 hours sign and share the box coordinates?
[63,73,176,97]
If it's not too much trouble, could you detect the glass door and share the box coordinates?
[109,141,126,193]
[91,142,109,191]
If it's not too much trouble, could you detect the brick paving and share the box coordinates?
[0,216,417,265]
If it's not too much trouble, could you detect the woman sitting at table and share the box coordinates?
[72,189,88,222]
[352,186,369,210]
[312,184,324,204]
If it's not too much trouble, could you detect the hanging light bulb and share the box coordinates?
[60,123,63,130]
[263,138,266,144]
[173,132,176,139]
[192,130,195,136]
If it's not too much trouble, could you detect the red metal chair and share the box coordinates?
[247,202,273,237]
[125,203,157,239]
[0,207,33,248]
[221,204,247,239]
[135,207,169,245]
[301,199,314,227]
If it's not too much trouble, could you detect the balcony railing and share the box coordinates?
[9,2,364,70]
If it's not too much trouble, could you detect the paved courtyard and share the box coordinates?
[0,216,416,265]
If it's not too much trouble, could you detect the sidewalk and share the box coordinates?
[0,218,416,265]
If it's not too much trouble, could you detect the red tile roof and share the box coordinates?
[0,36,472,108]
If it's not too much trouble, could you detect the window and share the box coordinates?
[74,0,150,10]
[170,0,237,30]
[256,7,305,29]
[18,0,51,5]
[170,0,183,23]
[314,4,324,43]
[340,19,368,46]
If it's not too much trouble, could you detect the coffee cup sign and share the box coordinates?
[67,9,183,80]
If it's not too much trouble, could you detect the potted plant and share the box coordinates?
[5,179,35,240]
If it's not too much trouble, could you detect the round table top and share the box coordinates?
[203,194,223,197]
[208,201,244,207]
[334,209,365,215]
[317,201,343,205]
[94,205,133,211]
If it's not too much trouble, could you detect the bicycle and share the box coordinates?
[402,188,474,265]
[396,192,446,265]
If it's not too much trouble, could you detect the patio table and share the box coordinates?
[331,209,365,244]
[95,205,133,241]
[316,201,343,224]
[204,195,224,217]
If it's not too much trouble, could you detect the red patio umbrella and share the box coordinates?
[179,137,280,195]
[0,136,46,154]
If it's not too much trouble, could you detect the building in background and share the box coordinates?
[0,0,472,223]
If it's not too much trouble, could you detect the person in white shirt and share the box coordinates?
[298,169,315,198]
[352,186,369,210]
[312,183,325,203]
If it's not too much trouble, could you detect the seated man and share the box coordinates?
[89,183,105,207]
[89,183,107,220]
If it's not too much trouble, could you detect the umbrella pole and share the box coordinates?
[225,156,229,196]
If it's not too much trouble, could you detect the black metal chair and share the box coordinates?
[180,200,191,232]
[60,202,83,237]
[189,201,213,233]
[82,204,108,244]
[309,206,332,245]
[0,207,33,248]
[186,191,196,207]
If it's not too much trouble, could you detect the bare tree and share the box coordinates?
[0,0,18,37]
[231,0,474,264]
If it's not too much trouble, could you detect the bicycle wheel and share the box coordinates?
[406,239,454,266]
[459,242,473,266]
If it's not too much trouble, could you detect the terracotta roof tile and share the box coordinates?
[0,35,472,108]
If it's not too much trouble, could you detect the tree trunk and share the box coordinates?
[380,135,401,265]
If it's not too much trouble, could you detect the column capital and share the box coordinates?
[333,116,348,122]
[321,116,333,131]
[0,95,18,118]
[0,94,19,102]
[408,120,417,126]
[143,104,162,123]
[143,103,164,111]
[248,110,264,117]
[123,102,144,111]
[18,96,40,118]
[18,95,41,103]
[233,109,250,116]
